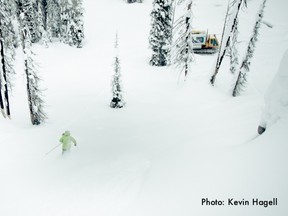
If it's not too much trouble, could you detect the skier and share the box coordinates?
[59,131,77,155]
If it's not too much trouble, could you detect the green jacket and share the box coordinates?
[60,131,77,151]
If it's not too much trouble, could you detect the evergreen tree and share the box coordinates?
[232,0,267,97]
[58,0,84,47]
[41,0,48,21]
[59,0,72,44]
[69,0,84,48]
[16,0,39,43]
[149,0,173,66]
[172,0,194,80]
[0,0,17,118]
[0,36,9,119]
[110,34,125,109]
[36,1,49,47]
[19,13,47,125]
[46,0,61,40]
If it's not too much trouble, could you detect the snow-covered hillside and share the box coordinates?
[259,49,288,131]
[0,0,288,216]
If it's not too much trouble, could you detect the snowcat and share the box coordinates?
[192,30,219,54]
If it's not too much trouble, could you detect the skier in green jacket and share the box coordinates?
[60,131,77,154]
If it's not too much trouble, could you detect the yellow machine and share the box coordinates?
[192,30,219,54]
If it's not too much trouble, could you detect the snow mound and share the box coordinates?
[259,49,288,131]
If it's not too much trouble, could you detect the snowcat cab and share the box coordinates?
[192,30,219,54]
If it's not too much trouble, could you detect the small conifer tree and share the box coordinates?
[110,34,125,109]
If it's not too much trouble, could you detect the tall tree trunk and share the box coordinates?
[184,16,190,77]
[210,0,245,85]
[228,17,239,75]
[0,24,10,118]
[19,15,38,124]
[0,79,5,117]
[24,56,35,123]
[0,42,5,117]
[232,0,267,97]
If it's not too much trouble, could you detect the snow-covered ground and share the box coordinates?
[1,0,288,216]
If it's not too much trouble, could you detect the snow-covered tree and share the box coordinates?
[228,16,239,75]
[0,0,17,118]
[16,0,39,43]
[19,14,47,125]
[110,34,125,109]
[171,0,194,80]
[0,26,10,118]
[149,0,173,66]
[210,0,247,85]
[0,82,4,117]
[59,0,72,43]
[36,1,49,47]
[46,0,61,40]
[58,0,84,47]
[232,0,267,97]
[69,0,84,48]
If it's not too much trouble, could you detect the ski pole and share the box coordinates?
[45,143,61,155]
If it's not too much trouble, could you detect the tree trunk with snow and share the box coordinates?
[232,0,267,97]
[210,0,246,85]
[0,0,17,118]
[0,51,5,117]
[0,89,4,117]
[228,17,239,75]
[171,0,194,80]
[0,30,11,118]
[20,15,47,125]
[36,1,49,47]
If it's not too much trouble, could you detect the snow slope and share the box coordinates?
[0,0,288,216]
[259,49,288,129]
